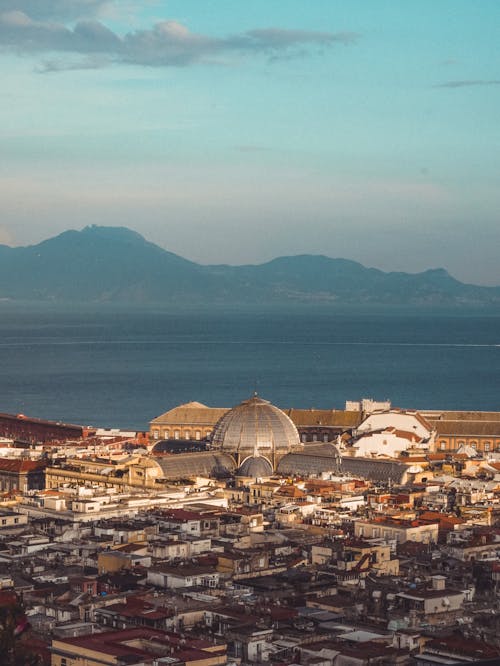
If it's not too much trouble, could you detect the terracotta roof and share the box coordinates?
[275,485,306,498]
[0,459,46,473]
[418,511,465,527]
[55,627,219,660]
[434,421,500,436]
[425,636,500,659]
[0,411,85,430]
[159,508,204,522]
[150,402,229,426]
[426,410,500,422]
[286,409,361,428]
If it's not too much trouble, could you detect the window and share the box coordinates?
[440,441,447,450]
[484,442,490,452]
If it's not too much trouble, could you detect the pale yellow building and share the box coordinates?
[150,401,229,441]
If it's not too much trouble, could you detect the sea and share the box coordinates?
[0,304,499,431]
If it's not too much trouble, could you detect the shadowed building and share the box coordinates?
[0,459,46,492]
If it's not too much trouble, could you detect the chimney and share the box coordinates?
[432,575,446,591]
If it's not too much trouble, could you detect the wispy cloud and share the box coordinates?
[435,79,500,88]
[0,6,359,70]
[36,54,109,72]
[0,1,111,21]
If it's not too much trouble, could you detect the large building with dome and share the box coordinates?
[150,400,361,445]
[147,397,429,484]
[148,394,304,478]
[210,393,302,467]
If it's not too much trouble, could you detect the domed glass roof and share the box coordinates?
[237,455,273,478]
[211,394,300,462]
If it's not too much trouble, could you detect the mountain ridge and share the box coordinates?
[0,225,498,306]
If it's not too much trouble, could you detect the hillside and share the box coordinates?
[0,226,499,306]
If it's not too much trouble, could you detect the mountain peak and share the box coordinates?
[0,226,498,306]
[80,225,147,243]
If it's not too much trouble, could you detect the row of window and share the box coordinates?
[1,517,20,525]
[152,429,206,440]
[439,440,496,451]
[301,434,330,443]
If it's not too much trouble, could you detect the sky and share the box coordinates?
[0,1,499,285]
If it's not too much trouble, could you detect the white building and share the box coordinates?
[356,410,433,440]
[350,427,429,458]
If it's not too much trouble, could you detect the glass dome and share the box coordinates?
[211,394,301,466]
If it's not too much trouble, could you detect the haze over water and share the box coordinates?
[1,307,498,430]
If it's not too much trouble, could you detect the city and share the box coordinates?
[1,395,500,665]
[1,2,499,665]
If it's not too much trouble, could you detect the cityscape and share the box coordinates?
[1,395,500,664]
[1,1,500,665]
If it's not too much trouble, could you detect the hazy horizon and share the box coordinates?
[2,223,500,290]
[1,2,499,285]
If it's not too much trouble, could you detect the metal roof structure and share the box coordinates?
[237,455,273,478]
[155,451,236,479]
[211,394,301,466]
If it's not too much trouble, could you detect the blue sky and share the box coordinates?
[1,1,499,284]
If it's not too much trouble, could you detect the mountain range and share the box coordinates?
[0,225,499,307]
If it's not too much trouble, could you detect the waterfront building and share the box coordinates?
[0,411,94,443]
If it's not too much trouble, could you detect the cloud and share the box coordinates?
[0,11,121,55]
[36,54,108,72]
[0,1,110,21]
[435,79,500,88]
[0,7,359,69]
[221,27,357,53]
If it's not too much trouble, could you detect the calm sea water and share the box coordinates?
[0,306,499,430]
